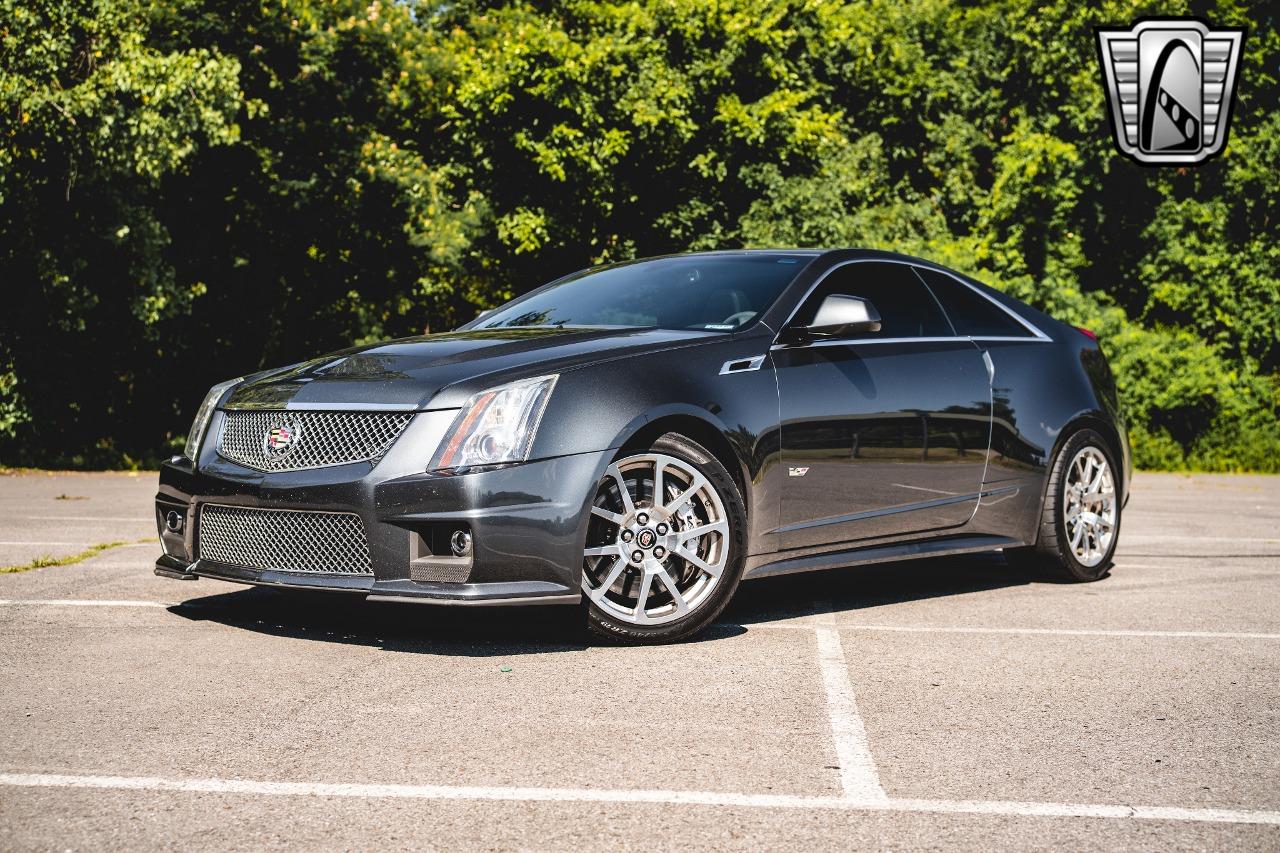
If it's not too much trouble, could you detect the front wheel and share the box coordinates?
[581,433,746,644]
[1005,428,1122,581]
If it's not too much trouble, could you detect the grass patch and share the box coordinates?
[1,539,151,574]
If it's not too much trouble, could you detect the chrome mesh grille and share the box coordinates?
[410,559,471,584]
[197,504,373,575]
[217,410,413,472]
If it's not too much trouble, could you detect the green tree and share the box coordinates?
[1,0,242,463]
[2,0,1277,471]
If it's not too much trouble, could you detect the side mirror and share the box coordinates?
[797,294,882,338]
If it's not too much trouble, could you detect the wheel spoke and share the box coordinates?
[632,571,654,622]
[1087,461,1108,493]
[590,505,625,525]
[606,464,635,515]
[1070,522,1085,551]
[656,565,690,616]
[676,545,723,578]
[653,459,667,509]
[584,544,621,558]
[589,558,626,602]
[678,519,728,543]
[662,474,707,514]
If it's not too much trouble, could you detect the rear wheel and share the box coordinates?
[1005,428,1121,581]
[581,433,746,644]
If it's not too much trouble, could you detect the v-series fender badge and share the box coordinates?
[788,467,810,477]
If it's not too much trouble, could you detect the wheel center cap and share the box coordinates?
[636,528,657,549]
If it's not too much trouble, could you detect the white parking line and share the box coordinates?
[0,599,171,608]
[0,541,96,546]
[1120,536,1279,543]
[1115,562,1279,568]
[813,601,887,802]
[1,773,1276,825]
[0,541,153,547]
[729,621,1280,641]
[10,516,152,522]
[836,624,1280,641]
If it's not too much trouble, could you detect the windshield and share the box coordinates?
[472,254,812,332]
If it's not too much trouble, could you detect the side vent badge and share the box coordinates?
[719,355,767,375]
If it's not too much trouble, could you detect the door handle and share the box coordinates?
[982,350,995,384]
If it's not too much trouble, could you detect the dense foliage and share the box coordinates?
[2,0,1277,469]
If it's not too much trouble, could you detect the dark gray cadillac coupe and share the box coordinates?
[156,250,1128,643]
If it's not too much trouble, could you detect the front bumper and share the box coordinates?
[155,410,610,605]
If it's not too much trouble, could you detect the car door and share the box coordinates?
[774,260,993,550]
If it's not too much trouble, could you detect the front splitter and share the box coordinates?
[155,554,579,606]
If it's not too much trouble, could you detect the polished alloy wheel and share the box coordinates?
[582,453,730,625]
[1063,446,1117,568]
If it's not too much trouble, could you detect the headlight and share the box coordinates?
[184,377,242,462]
[432,374,559,471]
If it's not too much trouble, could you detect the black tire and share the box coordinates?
[1005,428,1121,582]
[583,432,747,644]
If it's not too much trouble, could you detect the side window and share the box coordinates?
[798,262,953,338]
[914,267,1033,338]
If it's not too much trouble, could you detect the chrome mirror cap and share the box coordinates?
[804,294,882,337]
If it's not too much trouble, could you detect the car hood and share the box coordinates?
[223,327,724,411]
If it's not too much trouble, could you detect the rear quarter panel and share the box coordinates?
[973,331,1129,543]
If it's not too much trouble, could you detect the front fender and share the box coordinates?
[528,333,782,554]
[529,335,777,463]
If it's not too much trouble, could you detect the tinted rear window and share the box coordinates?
[914,267,1032,338]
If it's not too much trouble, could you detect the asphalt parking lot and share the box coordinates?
[1,470,1277,850]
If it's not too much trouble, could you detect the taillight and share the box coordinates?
[1075,326,1098,341]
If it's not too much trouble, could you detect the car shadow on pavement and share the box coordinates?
[166,586,755,655]
[167,587,593,656]
[166,552,1094,652]
[722,551,1097,627]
